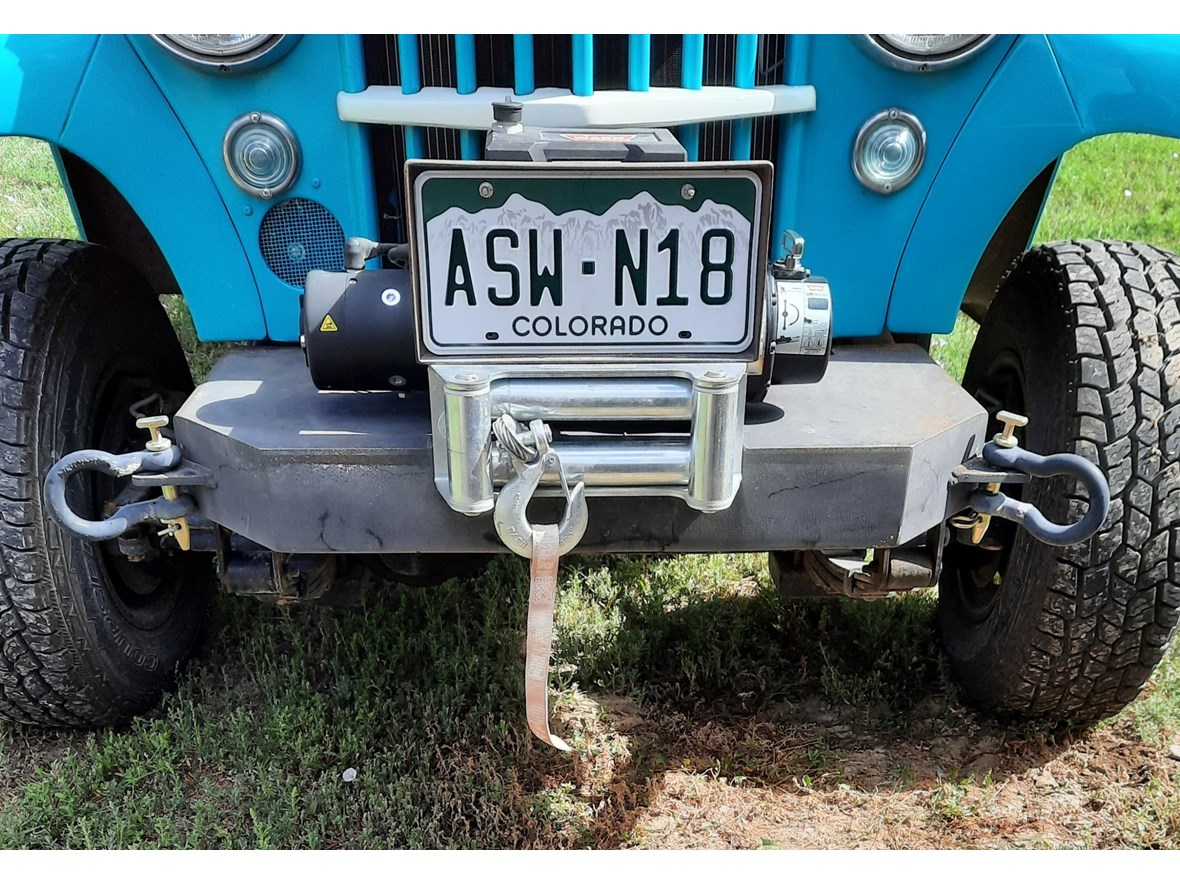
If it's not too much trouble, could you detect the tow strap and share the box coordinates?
[524,524,571,751]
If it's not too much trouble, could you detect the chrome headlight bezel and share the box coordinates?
[853,34,996,73]
[150,34,293,70]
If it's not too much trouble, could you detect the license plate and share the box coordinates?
[408,162,770,360]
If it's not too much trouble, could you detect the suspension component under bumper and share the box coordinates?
[167,343,989,554]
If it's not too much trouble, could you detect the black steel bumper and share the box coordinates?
[173,344,986,554]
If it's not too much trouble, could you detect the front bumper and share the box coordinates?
[173,344,985,554]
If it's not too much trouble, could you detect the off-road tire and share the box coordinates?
[940,240,1180,724]
[0,239,206,727]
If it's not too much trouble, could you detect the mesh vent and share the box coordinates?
[258,198,345,287]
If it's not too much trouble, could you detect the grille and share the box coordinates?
[258,198,345,287]
[363,34,788,245]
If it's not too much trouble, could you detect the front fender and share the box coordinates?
[0,34,267,340]
[887,34,1180,334]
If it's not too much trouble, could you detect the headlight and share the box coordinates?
[852,108,926,195]
[854,34,995,72]
[150,34,292,69]
[223,112,300,199]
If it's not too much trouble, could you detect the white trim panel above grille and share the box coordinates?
[337,85,817,130]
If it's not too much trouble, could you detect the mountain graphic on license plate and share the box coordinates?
[411,167,767,358]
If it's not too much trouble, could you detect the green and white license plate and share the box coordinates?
[409,163,771,360]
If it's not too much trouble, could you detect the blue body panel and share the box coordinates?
[5,34,1180,343]
[0,34,96,138]
[126,34,377,341]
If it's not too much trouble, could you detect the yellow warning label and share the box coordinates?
[319,314,338,333]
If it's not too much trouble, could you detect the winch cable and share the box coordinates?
[492,413,541,462]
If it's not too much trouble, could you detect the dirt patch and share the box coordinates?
[536,690,1179,849]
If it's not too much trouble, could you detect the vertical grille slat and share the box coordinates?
[572,34,594,96]
[628,35,651,91]
[455,34,480,159]
[679,34,705,161]
[513,34,535,94]
[396,35,423,160]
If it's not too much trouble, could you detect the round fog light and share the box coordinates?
[223,112,300,199]
[852,108,926,195]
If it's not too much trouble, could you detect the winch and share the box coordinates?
[298,101,834,524]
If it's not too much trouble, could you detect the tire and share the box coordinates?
[939,240,1180,724]
[0,239,207,727]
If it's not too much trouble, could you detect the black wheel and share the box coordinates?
[940,240,1180,723]
[0,239,207,727]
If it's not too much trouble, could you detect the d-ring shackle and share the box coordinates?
[43,445,192,541]
[493,451,589,558]
[970,442,1110,547]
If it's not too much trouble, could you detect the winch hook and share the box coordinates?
[492,425,588,558]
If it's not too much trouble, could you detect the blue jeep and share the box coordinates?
[0,34,1174,736]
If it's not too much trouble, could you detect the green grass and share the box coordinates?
[0,139,77,239]
[0,133,1178,848]
[1037,134,1180,247]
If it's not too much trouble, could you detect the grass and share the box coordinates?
[0,138,76,240]
[0,133,1178,848]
